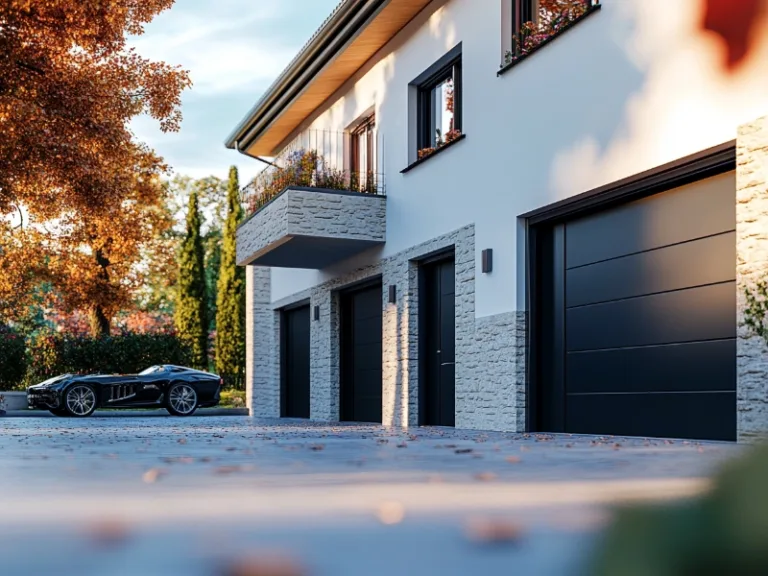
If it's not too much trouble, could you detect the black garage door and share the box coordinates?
[281,305,310,419]
[536,172,736,441]
[340,282,383,423]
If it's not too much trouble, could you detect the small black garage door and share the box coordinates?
[281,305,310,419]
[340,282,383,423]
[536,172,736,441]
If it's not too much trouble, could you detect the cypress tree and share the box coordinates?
[215,166,245,388]
[175,188,208,369]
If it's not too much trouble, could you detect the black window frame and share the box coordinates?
[411,43,463,154]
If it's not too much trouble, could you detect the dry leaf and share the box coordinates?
[377,501,405,525]
[86,519,131,547]
[465,518,524,545]
[474,472,498,482]
[142,468,167,484]
[220,554,306,576]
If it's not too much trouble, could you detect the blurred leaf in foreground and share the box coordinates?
[590,443,768,576]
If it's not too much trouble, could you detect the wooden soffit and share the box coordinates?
[241,0,433,156]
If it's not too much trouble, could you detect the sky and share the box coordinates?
[129,0,340,185]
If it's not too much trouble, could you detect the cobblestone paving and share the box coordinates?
[0,416,741,576]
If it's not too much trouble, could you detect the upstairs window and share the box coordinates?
[349,114,376,193]
[502,0,599,70]
[413,46,463,162]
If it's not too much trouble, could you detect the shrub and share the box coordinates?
[0,326,27,391]
[24,331,192,385]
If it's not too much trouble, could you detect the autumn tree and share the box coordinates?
[215,167,245,388]
[175,189,208,369]
[0,0,190,322]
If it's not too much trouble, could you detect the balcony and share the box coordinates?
[236,131,386,269]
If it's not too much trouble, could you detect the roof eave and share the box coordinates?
[224,0,369,152]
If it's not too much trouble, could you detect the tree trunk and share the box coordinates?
[89,305,110,337]
[90,246,112,337]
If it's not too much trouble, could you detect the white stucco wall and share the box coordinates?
[270,0,768,315]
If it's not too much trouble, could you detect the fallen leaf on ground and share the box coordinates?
[465,518,524,545]
[86,519,131,547]
[142,468,167,484]
[220,554,306,576]
[377,501,405,525]
[474,472,497,482]
[214,465,243,475]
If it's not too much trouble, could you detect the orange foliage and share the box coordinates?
[0,1,190,330]
[701,0,766,71]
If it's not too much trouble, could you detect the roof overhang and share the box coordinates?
[225,0,434,157]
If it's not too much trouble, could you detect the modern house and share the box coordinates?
[227,0,768,442]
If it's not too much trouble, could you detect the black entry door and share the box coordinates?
[282,305,310,419]
[340,283,383,423]
[422,257,456,427]
[535,172,736,441]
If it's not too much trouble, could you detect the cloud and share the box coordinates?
[128,0,339,181]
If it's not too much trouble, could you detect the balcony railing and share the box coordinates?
[241,129,385,217]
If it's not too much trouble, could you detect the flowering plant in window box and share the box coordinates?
[417,129,463,160]
[503,0,596,67]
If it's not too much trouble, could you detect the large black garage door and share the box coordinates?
[536,172,736,441]
[340,282,383,423]
[281,305,310,419]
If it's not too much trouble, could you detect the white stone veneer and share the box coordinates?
[737,115,768,441]
[245,225,526,432]
[236,188,386,267]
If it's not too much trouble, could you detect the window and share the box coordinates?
[138,365,165,375]
[502,0,598,69]
[349,114,376,193]
[416,54,462,160]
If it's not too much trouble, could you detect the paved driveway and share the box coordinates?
[0,417,740,576]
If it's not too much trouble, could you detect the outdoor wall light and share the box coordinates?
[313,305,320,321]
[482,249,493,274]
[388,285,397,304]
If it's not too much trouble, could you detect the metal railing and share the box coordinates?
[242,129,386,216]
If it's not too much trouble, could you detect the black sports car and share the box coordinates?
[27,365,222,417]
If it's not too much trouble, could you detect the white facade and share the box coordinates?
[232,0,768,438]
[269,0,768,313]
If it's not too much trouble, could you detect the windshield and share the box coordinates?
[138,366,165,376]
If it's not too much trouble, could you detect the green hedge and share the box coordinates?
[0,327,27,391]
[22,332,192,388]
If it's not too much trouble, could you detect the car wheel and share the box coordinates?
[49,407,69,417]
[166,382,198,417]
[63,384,98,417]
